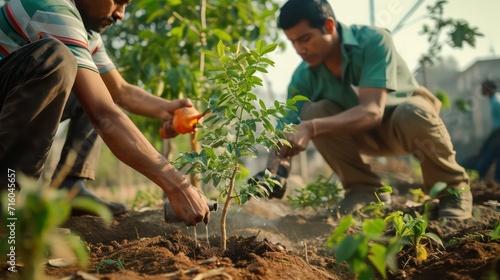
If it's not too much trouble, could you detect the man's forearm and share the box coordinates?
[93,105,187,193]
[115,84,170,120]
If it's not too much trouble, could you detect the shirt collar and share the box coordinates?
[337,21,359,47]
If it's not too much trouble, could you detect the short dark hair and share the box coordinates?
[482,79,497,90]
[278,0,336,30]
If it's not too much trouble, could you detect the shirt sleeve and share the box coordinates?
[358,28,397,91]
[22,0,98,72]
[89,32,116,74]
[276,63,310,129]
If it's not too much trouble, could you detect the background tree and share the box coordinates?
[418,0,483,86]
[102,0,283,147]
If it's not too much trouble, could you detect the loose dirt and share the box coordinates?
[3,181,500,280]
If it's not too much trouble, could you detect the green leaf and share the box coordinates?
[70,197,113,223]
[335,235,361,263]
[425,232,444,248]
[213,29,232,42]
[260,57,275,66]
[217,40,225,58]
[259,99,267,111]
[368,243,387,278]
[326,215,353,246]
[255,67,268,73]
[291,95,310,102]
[261,43,278,55]
[146,9,166,23]
[429,182,447,198]
[379,185,393,194]
[200,50,219,58]
[362,218,386,236]
[256,39,264,54]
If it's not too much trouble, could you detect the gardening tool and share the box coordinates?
[163,200,218,224]
[248,150,291,199]
[159,106,203,139]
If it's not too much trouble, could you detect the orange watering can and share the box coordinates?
[159,106,203,139]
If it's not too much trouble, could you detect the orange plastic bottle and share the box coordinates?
[159,107,203,139]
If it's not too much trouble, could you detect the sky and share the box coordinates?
[265,0,500,96]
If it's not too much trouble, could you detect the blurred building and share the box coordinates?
[414,57,500,162]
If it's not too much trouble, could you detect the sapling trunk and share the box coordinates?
[220,162,239,251]
[22,237,44,280]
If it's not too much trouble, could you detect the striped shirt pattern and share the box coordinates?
[0,0,115,73]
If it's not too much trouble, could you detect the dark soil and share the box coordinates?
[3,181,500,279]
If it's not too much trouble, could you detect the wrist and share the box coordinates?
[158,165,191,193]
[309,120,317,138]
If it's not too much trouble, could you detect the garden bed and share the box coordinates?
[3,181,499,280]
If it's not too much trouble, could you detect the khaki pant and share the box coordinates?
[300,94,469,193]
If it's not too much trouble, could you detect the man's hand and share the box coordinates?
[162,98,193,120]
[165,184,210,226]
[278,120,315,158]
[159,98,194,138]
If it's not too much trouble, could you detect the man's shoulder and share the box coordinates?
[12,0,77,16]
[341,23,392,46]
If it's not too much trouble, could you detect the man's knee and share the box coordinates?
[33,38,77,91]
[301,99,344,120]
[392,97,441,131]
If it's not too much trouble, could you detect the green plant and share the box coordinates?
[489,222,500,241]
[465,169,480,182]
[128,187,163,211]
[362,186,393,218]
[454,98,471,113]
[385,211,444,261]
[286,174,344,211]
[419,0,483,67]
[96,258,125,274]
[447,185,471,198]
[0,174,112,279]
[408,188,426,203]
[174,40,305,250]
[435,90,451,110]
[422,181,448,219]
[326,215,402,280]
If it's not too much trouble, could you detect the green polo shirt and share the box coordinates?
[282,22,420,126]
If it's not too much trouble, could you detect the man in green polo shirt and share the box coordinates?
[256,0,472,219]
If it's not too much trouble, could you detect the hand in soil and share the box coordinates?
[164,185,211,226]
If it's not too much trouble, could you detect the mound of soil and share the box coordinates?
[4,181,500,279]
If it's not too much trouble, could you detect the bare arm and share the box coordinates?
[101,69,191,121]
[279,87,387,157]
[312,87,387,137]
[73,68,209,226]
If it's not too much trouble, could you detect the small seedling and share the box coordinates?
[422,181,448,220]
[175,40,304,251]
[286,173,344,211]
[0,174,112,280]
[447,186,471,198]
[362,186,393,218]
[408,188,426,203]
[96,258,125,273]
[128,188,163,210]
[385,211,444,261]
[326,215,402,280]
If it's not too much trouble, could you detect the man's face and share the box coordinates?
[76,0,130,33]
[283,19,335,67]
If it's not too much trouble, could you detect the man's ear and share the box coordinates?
[324,17,336,34]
